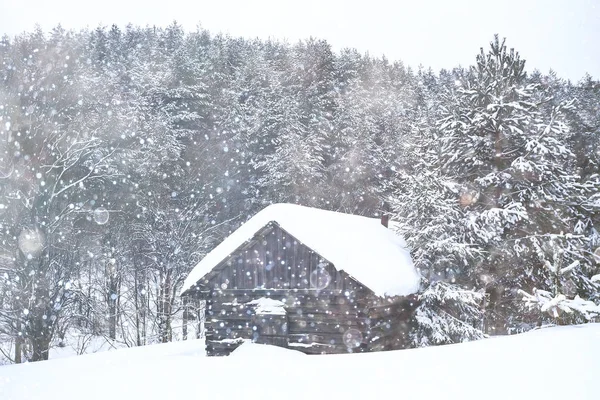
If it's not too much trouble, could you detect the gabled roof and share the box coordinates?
[181,203,421,297]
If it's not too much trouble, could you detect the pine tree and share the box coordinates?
[435,36,600,333]
[411,281,484,347]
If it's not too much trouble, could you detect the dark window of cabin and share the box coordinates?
[254,314,288,336]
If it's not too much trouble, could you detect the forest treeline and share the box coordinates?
[0,23,599,362]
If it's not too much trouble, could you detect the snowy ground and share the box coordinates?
[1,324,598,400]
[1,331,128,365]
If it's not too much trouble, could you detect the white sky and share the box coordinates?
[1,0,598,81]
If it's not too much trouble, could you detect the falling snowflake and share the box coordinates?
[93,207,110,225]
[17,228,45,258]
[343,328,363,348]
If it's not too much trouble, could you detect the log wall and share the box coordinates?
[205,289,373,356]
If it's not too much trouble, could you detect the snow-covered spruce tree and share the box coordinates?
[389,88,486,346]
[433,36,600,333]
[253,96,327,205]
[564,75,600,305]
[330,51,419,214]
[253,39,336,206]
[527,72,600,280]
[329,50,391,213]
[391,170,483,284]
[411,281,484,346]
[518,238,600,325]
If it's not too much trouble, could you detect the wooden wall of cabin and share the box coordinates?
[204,287,373,356]
[364,295,417,352]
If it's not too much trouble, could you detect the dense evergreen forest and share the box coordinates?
[0,23,599,362]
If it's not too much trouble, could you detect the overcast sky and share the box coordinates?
[1,0,598,81]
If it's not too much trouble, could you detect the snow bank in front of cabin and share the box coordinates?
[230,341,305,357]
[1,324,599,400]
[182,203,420,297]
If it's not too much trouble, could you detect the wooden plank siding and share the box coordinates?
[204,289,373,356]
[365,295,417,352]
[187,223,356,295]
[188,222,415,356]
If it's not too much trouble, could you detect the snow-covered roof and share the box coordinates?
[181,203,420,297]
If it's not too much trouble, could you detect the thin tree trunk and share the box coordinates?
[165,271,172,342]
[107,273,119,340]
[158,270,172,343]
[108,301,117,340]
[134,261,142,347]
[30,334,51,362]
[14,320,22,364]
[182,297,188,340]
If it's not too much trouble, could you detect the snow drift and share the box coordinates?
[1,324,598,400]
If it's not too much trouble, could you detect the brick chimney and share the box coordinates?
[380,201,391,228]
[381,214,389,228]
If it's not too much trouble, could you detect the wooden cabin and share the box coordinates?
[180,204,421,356]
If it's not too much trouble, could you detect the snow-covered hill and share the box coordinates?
[1,324,598,400]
